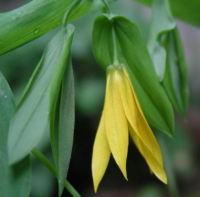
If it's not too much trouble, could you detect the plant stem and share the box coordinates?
[102,0,112,14]
[112,27,119,65]
[101,0,119,65]
[62,0,81,32]
[31,148,81,197]
[158,135,179,197]
[65,181,81,197]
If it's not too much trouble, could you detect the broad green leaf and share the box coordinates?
[49,26,74,196]
[0,0,92,56]
[93,15,174,136]
[163,29,188,116]
[0,72,31,197]
[147,0,176,81]
[133,0,200,28]
[8,25,74,165]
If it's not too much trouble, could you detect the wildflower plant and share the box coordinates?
[0,0,191,196]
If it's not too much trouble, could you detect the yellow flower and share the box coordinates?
[92,64,167,192]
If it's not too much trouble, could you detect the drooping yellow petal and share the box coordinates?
[127,123,155,175]
[129,123,167,183]
[104,66,129,179]
[92,112,111,192]
[123,67,163,166]
[118,66,167,183]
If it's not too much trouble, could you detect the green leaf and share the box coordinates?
[147,0,188,115]
[0,72,31,197]
[133,0,200,27]
[147,0,176,81]
[8,25,74,165]
[0,0,92,56]
[59,60,75,196]
[49,26,75,196]
[93,15,174,136]
[163,28,189,116]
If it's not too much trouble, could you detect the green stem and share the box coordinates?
[31,148,81,197]
[31,148,57,176]
[62,0,81,33]
[112,27,119,65]
[100,0,119,65]
[65,181,81,197]
[102,0,112,14]
[158,136,179,197]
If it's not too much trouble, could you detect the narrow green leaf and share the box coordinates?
[59,60,75,196]
[93,15,174,136]
[0,0,92,56]
[173,29,189,113]
[0,72,31,197]
[8,25,74,165]
[147,0,176,81]
[163,29,189,116]
[147,0,188,115]
[49,25,75,196]
[133,0,200,27]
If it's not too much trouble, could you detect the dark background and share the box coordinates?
[1,0,200,197]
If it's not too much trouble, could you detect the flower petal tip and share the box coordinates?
[157,171,168,185]
[123,173,128,181]
[119,165,128,181]
[94,182,100,193]
[94,186,98,193]
[163,176,168,185]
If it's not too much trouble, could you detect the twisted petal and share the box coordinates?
[104,68,128,179]
[118,67,167,184]
[92,112,111,192]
